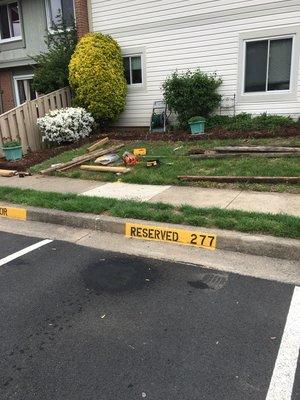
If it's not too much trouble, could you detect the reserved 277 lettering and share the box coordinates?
[127,224,217,249]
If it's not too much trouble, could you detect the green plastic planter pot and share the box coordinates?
[188,117,206,134]
[2,145,23,161]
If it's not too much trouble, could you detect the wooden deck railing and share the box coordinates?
[0,87,71,156]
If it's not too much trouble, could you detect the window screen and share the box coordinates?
[49,0,74,26]
[244,37,293,93]
[123,55,143,85]
[123,57,131,85]
[268,38,292,91]
[245,40,268,92]
[0,2,21,40]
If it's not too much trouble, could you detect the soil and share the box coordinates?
[99,125,300,141]
[1,125,299,171]
[0,139,91,172]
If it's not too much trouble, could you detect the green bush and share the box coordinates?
[162,69,222,128]
[206,113,295,133]
[32,17,77,94]
[69,33,127,124]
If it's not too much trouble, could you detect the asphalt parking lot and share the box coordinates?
[0,231,299,400]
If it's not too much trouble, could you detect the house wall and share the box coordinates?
[90,0,300,126]
[0,0,47,69]
[74,0,90,38]
[0,69,14,112]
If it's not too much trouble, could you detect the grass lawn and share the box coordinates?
[30,136,300,193]
[0,186,299,239]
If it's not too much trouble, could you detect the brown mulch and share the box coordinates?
[98,125,300,141]
[1,125,299,171]
[0,140,89,172]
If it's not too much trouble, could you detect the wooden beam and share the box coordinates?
[178,175,300,184]
[80,165,130,173]
[213,146,300,153]
[0,169,17,177]
[190,152,300,159]
[40,144,124,174]
[86,137,109,153]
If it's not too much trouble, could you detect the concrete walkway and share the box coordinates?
[0,175,299,217]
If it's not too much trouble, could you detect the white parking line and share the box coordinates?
[0,239,53,267]
[266,286,300,400]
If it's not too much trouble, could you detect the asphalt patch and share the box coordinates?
[82,257,158,294]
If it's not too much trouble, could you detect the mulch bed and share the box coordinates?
[1,126,299,171]
[0,140,89,172]
[98,125,300,141]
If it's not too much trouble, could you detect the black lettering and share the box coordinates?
[173,232,179,242]
[166,231,172,241]
[148,229,154,239]
[208,236,215,247]
[0,208,8,216]
[161,230,167,240]
[142,228,149,237]
[136,228,142,237]
[130,227,137,236]
[190,234,197,245]
[199,235,206,246]
[155,230,160,239]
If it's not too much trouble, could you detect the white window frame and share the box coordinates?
[242,35,294,95]
[122,47,147,91]
[13,74,37,106]
[44,0,75,31]
[237,27,300,103]
[123,54,144,86]
[0,1,22,43]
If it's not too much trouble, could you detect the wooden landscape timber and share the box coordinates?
[178,175,300,184]
[86,137,109,153]
[213,146,300,153]
[0,169,17,177]
[80,165,130,173]
[189,152,299,160]
[40,144,124,174]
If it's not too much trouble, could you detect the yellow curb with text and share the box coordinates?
[125,223,217,250]
[0,206,27,221]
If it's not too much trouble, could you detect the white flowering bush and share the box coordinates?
[37,107,94,144]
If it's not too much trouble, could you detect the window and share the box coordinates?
[244,37,293,93]
[46,0,75,28]
[13,76,37,106]
[123,55,143,85]
[0,2,21,42]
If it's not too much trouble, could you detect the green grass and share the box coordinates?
[30,136,300,193]
[0,186,299,239]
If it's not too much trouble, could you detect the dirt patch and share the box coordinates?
[0,138,93,171]
[98,125,300,142]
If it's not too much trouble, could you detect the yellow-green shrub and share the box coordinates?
[69,33,127,123]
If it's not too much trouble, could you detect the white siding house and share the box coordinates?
[89,0,300,126]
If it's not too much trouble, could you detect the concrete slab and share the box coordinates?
[227,191,300,217]
[150,186,241,208]
[0,175,102,194]
[81,182,171,201]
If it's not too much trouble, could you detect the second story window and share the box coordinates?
[46,0,75,28]
[0,1,22,42]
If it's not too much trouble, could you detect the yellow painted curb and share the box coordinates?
[125,222,217,250]
[0,206,27,221]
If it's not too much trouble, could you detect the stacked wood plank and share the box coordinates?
[189,145,300,159]
[183,145,300,184]
[40,143,124,174]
